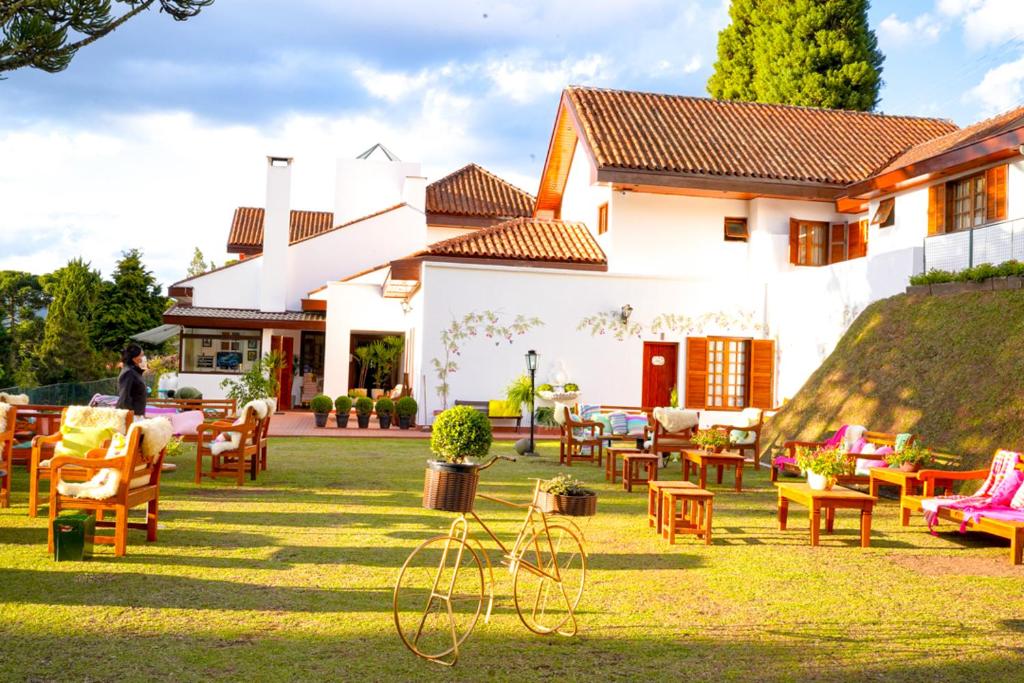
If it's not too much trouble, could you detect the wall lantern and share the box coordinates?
[620,304,633,325]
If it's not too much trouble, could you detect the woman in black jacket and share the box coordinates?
[116,343,149,416]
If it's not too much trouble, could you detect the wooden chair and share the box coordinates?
[0,404,16,508]
[10,404,63,469]
[148,397,237,421]
[559,406,604,467]
[257,400,275,472]
[772,429,918,486]
[710,408,764,470]
[195,405,261,486]
[47,421,168,557]
[649,411,700,460]
[28,407,133,517]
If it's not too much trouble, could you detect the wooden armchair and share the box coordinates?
[28,407,133,517]
[559,406,604,467]
[47,421,168,557]
[0,404,15,508]
[195,407,261,485]
[772,429,918,485]
[649,410,700,460]
[710,408,764,470]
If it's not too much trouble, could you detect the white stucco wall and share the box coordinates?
[183,257,262,309]
[560,140,611,251]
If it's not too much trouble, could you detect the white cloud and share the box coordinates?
[878,13,944,47]
[967,54,1024,114]
[938,0,1024,48]
[485,53,612,104]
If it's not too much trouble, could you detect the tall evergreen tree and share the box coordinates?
[92,249,170,353]
[186,246,216,278]
[35,259,103,384]
[0,271,49,382]
[708,0,884,112]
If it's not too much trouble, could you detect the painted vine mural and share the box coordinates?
[431,310,543,409]
[577,308,767,341]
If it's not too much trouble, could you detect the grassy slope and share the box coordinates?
[765,289,1024,469]
[1,438,1023,682]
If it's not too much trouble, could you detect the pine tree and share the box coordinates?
[186,246,216,278]
[92,249,170,354]
[708,0,884,112]
[0,271,49,382]
[35,259,103,384]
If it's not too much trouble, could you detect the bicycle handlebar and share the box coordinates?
[477,454,517,471]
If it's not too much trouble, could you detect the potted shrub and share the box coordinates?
[176,386,202,400]
[693,429,729,453]
[310,394,332,428]
[796,445,849,490]
[537,474,597,517]
[354,396,374,429]
[334,395,352,428]
[395,396,418,430]
[885,442,933,472]
[423,406,493,512]
[375,397,394,429]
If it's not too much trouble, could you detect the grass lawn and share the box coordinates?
[1,437,1023,682]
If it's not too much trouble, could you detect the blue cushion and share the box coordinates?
[608,412,629,435]
[627,415,648,436]
[594,414,612,434]
[580,404,601,421]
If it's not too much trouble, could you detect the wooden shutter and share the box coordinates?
[848,219,868,259]
[748,339,775,410]
[829,222,848,264]
[986,164,1007,222]
[788,218,799,264]
[684,337,708,409]
[927,184,946,235]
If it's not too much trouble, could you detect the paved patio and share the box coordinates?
[267,410,558,440]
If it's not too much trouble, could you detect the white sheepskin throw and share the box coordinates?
[136,416,173,459]
[0,402,10,433]
[844,425,867,450]
[210,402,262,455]
[263,397,277,415]
[0,392,29,405]
[65,405,130,433]
[653,407,699,433]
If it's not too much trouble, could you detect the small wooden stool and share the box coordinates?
[622,453,659,492]
[606,446,640,483]
[661,488,715,545]
[647,480,696,530]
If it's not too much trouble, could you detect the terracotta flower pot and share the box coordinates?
[899,462,920,472]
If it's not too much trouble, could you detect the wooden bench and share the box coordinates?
[149,397,237,421]
[454,400,522,429]
[773,430,918,486]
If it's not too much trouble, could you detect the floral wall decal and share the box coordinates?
[577,311,643,341]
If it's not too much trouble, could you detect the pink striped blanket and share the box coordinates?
[920,450,1024,533]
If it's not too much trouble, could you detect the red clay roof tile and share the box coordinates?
[425,163,535,218]
[420,217,605,266]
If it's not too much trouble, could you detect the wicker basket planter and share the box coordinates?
[422,461,480,513]
[536,490,597,517]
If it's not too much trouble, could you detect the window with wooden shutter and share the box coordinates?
[597,202,608,235]
[928,184,945,235]
[848,218,868,259]
[748,339,775,410]
[829,223,848,263]
[706,338,749,409]
[986,164,1007,222]
[789,219,828,266]
[788,218,799,264]
[685,337,708,409]
[871,198,895,227]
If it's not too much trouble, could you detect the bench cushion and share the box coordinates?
[487,400,520,418]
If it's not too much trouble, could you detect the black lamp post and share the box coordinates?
[525,349,538,456]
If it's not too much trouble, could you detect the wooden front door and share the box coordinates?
[270,336,294,411]
[641,342,678,408]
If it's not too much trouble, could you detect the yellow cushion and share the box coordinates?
[488,400,521,418]
[55,424,116,458]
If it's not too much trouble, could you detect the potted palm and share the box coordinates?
[375,397,394,429]
[310,394,332,428]
[334,395,352,428]
[423,406,493,512]
[537,474,597,517]
[885,442,933,472]
[354,396,373,429]
[796,445,849,490]
[693,429,729,453]
[395,396,417,430]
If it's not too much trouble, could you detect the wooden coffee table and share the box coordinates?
[621,453,659,492]
[682,449,744,492]
[606,446,641,483]
[647,480,696,530]
[776,482,877,547]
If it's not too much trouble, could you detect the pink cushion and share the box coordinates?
[989,469,1024,506]
[146,407,178,416]
[848,437,867,455]
[874,446,894,456]
[773,455,797,468]
[855,458,888,476]
[170,410,204,436]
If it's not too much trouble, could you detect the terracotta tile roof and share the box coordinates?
[227,208,334,253]
[164,305,325,323]
[420,217,605,266]
[426,163,535,218]
[565,86,959,186]
[869,105,1024,177]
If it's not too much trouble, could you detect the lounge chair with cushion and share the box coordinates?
[772,425,916,486]
[710,407,764,469]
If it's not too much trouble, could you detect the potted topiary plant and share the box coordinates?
[796,445,849,490]
[395,396,417,430]
[354,396,374,428]
[885,442,933,473]
[334,395,352,428]
[310,394,332,428]
[693,429,729,453]
[176,386,203,400]
[537,473,598,517]
[375,397,394,429]
[424,406,493,512]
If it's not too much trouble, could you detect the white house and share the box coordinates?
[165,87,1024,425]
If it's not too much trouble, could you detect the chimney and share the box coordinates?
[260,156,292,313]
[402,175,427,213]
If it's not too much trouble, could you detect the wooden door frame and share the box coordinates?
[641,341,679,408]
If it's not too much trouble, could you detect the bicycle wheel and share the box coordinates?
[393,535,485,664]
[512,520,586,636]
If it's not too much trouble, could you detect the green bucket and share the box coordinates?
[52,512,95,561]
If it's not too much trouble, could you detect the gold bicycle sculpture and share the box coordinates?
[393,455,590,666]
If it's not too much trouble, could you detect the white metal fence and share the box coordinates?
[924,217,1024,272]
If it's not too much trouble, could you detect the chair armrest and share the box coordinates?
[917,468,989,481]
[32,432,63,447]
[50,455,126,475]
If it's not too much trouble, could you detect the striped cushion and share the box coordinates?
[626,415,648,435]
[608,412,629,435]
[581,404,601,421]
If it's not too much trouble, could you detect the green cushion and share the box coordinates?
[55,424,116,458]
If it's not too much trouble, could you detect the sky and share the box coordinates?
[1,0,1022,289]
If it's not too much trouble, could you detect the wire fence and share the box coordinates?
[0,376,155,406]
[924,217,1024,272]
